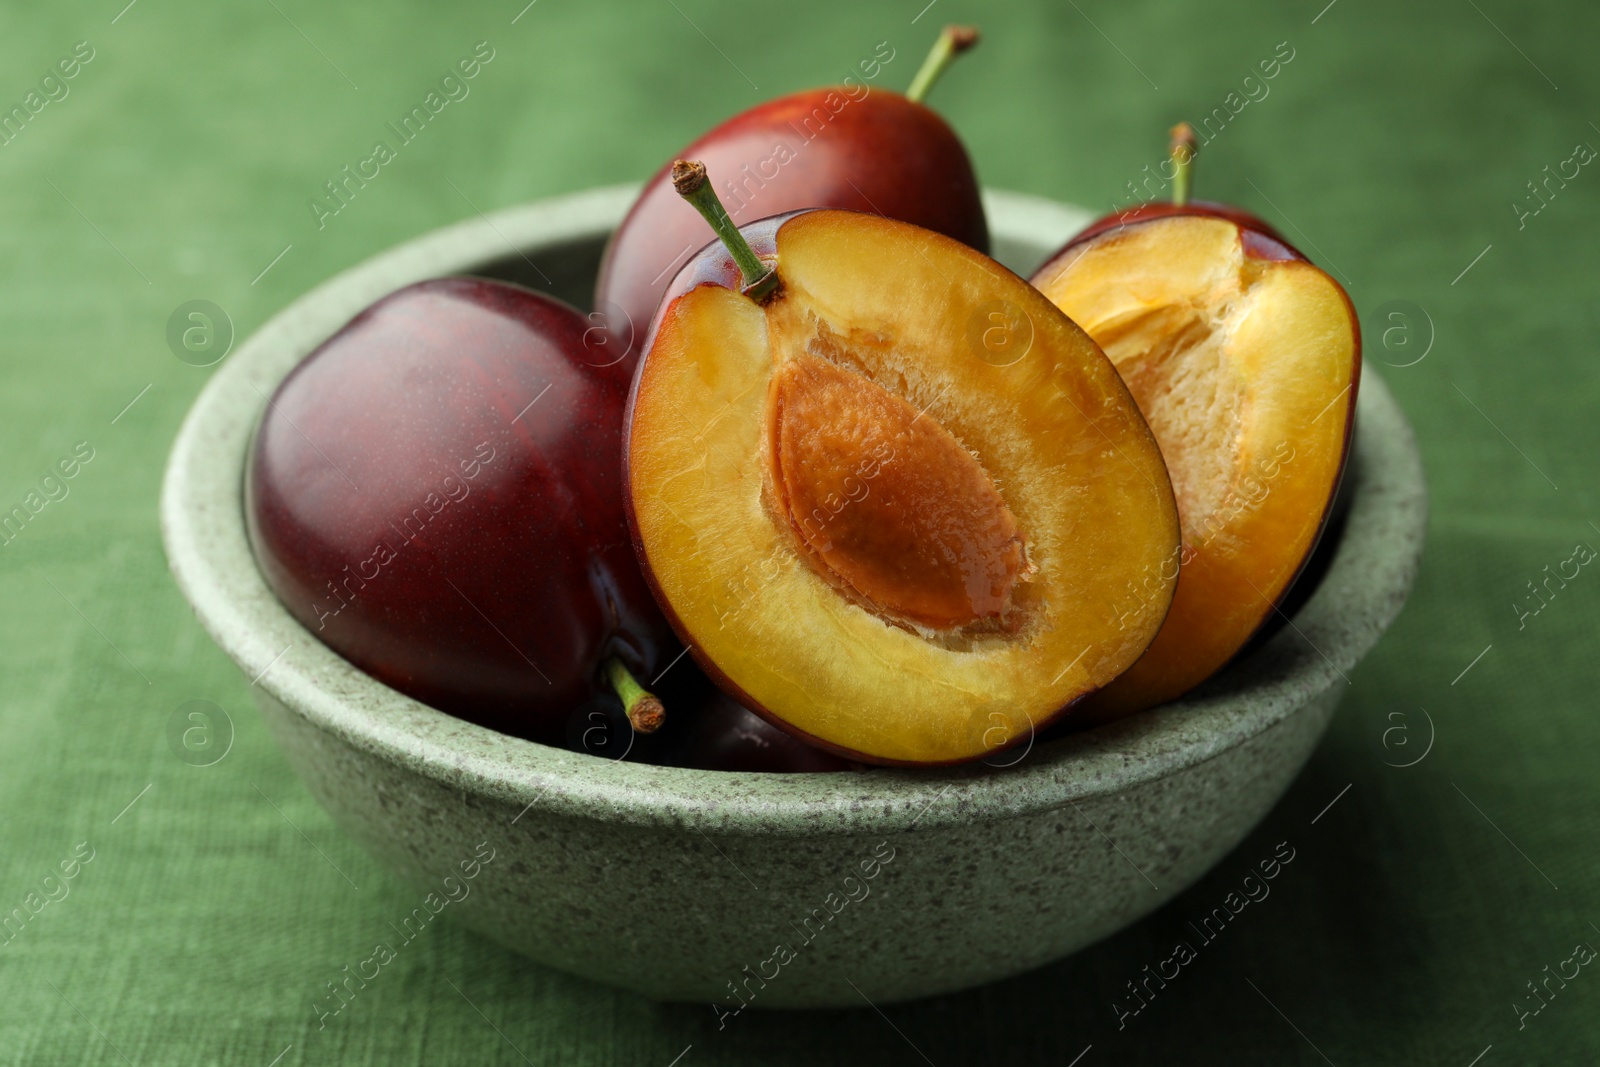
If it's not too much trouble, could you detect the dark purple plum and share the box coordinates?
[247,276,675,742]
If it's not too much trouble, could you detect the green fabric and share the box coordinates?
[2,0,1595,1062]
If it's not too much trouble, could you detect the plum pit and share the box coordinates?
[769,352,1024,631]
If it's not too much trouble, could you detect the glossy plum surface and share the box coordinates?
[247,277,674,742]
[679,694,855,773]
[662,668,855,773]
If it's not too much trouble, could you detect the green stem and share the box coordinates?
[1170,122,1198,207]
[606,657,664,734]
[670,159,781,302]
[905,25,980,104]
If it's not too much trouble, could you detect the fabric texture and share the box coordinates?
[1,0,1595,1062]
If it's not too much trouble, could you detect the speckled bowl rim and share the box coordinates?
[160,185,1427,838]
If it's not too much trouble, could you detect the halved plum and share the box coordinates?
[624,178,1180,765]
[1031,211,1360,718]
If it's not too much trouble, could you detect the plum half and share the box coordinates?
[1030,127,1360,718]
[623,165,1180,765]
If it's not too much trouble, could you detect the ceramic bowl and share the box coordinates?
[160,186,1426,1008]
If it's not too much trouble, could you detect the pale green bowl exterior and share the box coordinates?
[160,186,1427,1008]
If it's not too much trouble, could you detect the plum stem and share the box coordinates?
[670,159,782,303]
[606,657,665,734]
[906,25,980,104]
[1170,122,1198,207]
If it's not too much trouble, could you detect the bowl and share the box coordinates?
[160,185,1426,1008]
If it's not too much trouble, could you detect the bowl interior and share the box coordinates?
[160,186,1427,837]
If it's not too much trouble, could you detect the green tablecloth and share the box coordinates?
[2,0,1595,1062]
